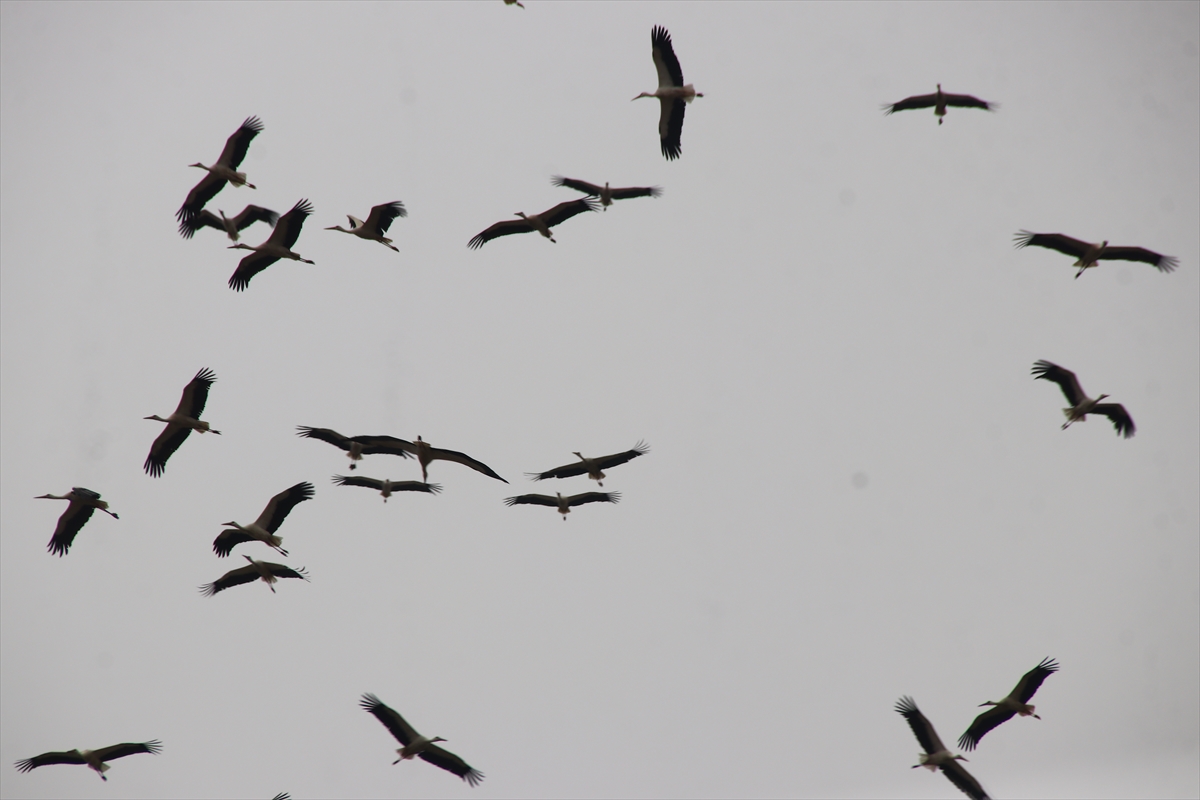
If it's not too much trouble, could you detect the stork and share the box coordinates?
[550,176,662,210]
[633,26,703,160]
[15,740,161,781]
[228,199,315,291]
[325,201,406,252]
[331,475,441,502]
[36,487,118,556]
[212,481,314,557]
[177,116,262,224]
[1032,360,1135,438]
[144,368,220,477]
[200,555,309,596]
[178,204,279,241]
[959,657,1059,751]
[526,441,648,487]
[399,435,507,483]
[360,693,483,786]
[1013,230,1178,277]
[883,85,995,124]
[895,697,990,800]
[468,198,598,248]
[504,491,620,520]
[296,426,414,470]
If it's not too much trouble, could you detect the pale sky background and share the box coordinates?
[1,2,1197,799]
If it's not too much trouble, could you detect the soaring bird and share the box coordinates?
[228,199,315,291]
[15,740,161,781]
[883,84,995,124]
[504,491,620,520]
[550,176,662,210]
[1013,230,1178,277]
[177,116,263,223]
[178,204,279,241]
[895,697,990,800]
[526,441,649,487]
[200,555,309,596]
[331,475,441,502]
[326,201,407,252]
[144,368,221,477]
[360,693,483,786]
[1032,360,1135,438]
[633,26,703,160]
[213,482,314,557]
[468,198,598,248]
[959,658,1059,751]
[398,436,507,483]
[36,487,119,556]
[296,426,414,470]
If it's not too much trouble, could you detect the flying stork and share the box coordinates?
[331,475,442,502]
[1013,230,1178,277]
[325,201,407,252]
[397,435,507,483]
[468,198,598,248]
[633,26,703,160]
[959,657,1059,751]
[295,426,414,470]
[178,204,279,241]
[883,85,995,124]
[526,441,649,487]
[895,697,991,800]
[228,199,315,291]
[504,491,620,520]
[200,555,309,596]
[360,693,483,786]
[550,176,662,210]
[213,481,314,557]
[1032,360,1135,438]
[14,740,161,781]
[36,487,118,556]
[144,368,221,477]
[176,116,263,224]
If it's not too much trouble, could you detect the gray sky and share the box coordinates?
[2,2,1197,798]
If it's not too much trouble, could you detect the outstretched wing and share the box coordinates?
[218,116,263,170]
[883,93,938,114]
[468,218,536,249]
[1098,246,1178,272]
[957,705,1016,752]
[566,492,621,507]
[47,505,96,556]
[1013,231,1093,259]
[144,425,192,478]
[14,750,87,771]
[92,740,163,762]
[419,744,484,786]
[1031,360,1086,407]
[359,693,417,746]
[504,494,559,507]
[594,441,650,470]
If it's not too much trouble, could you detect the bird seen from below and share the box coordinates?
[883,84,995,124]
[177,116,263,224]
[325,201,407,252]
[200,555,310,596]
[1013,230,1179,277]
[178,204,279,241]
[331,475,442,502]
[212,481,315,557]
[1032,360,1135,438]
[360,693,483,786]
[295,426,414,470]
[468,198,598,248]
[504,491,621,520]
[144,368,221,477]
[895,697,991,800]
[398,435,508,483]
[551,176,662,210]
[36,487,118,556]
[959,657,1059,751]
[228,199,315,291]
[14,740,162,781]
[633,26,703,160]
[527,441,649,487]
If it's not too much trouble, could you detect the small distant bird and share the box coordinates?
[360,693,483,786]
[468,198,598,248]
[144,368,221,477]
[200,555,309,596]
[14,740,161,781]
[326,201,407,252]
[178,204,279,241]
[959,657,1059,751]
[1032,360,1135,438]
[895,697,990,800]
[551,176,662,210]
[527,441,649,487]
[504,491,620,520]
[633,26,703,160]
[228,199,315,291]
[296,426,414,470]
[399,435,507,484]
[36,487,119,556]
[213,482,314,557]
[1013,230,1178,278]
[331,475,441,502]
[177,116,263,224]
[883,84,995,124]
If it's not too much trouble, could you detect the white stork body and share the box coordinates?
[959,657,1059,751]
[178,204,279,241]
[883,84,994,124]
[896,697,990,800]
[468,198,598,248]
[296,426,414,470]
[550,176,662,210]
[401,435,508,483]
[228,199,315,291]
[1032,360,1135,438]
[1014,231,1178,277]
[144,368,221,477]
[15,740,162,781]
[360,694,483,786]
[213,481,314,557]
[177,116,262,224]
[633,26,703,160]
[36,487,118,556]
[200,555,309,596]
[527,441,649,487]
[326,201,406,251]
[504,491,620,520]
[331,475,441,502]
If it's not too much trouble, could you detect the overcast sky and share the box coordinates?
[2,2,1197,799]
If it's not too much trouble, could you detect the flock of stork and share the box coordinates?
[19,15,1184,799]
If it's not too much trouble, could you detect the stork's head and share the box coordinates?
[228,243,254,251]
[1096,394,1110,402]
[188,162,207,170]
[632,92,655,101]
[432,736,447,744]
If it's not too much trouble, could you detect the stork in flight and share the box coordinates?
[177,116,262,224]
[468,198,598,248]
[526,441,648,487]
[959,657,1059,751]
[895,697,990,800]
[883,85,995,124]
[504,491,620,520]
[144,368,221,477]
[36,487,118,556]
[633,26,703,160]
[200,555,309,596]
[398,435,507,483]
[331,475,442,502]
[15,740,161,781]
[1013,230,1178,277]
[178,204,279,242]
[296,426,414,470]
[360,693,483,786]
[326,201,407,252]
[213,481,314,557]
[1032,360,1135,438]
[551,176,662,210]
[228,199,315,291]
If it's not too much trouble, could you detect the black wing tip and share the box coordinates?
[241,115,264,132]
[503,496,521,506]
[1156,255,1179,273]
[1036,656,1060,673]
[524,471,547,481]
[425,483,443,494]
[467,234,487,249]
[1013,230,1037,248]
[463,769,485,786]
[360,692,384,711]
[606,492,621,503]
[194,367,217,383]
[292,198,314,216]
[957,732,979,751]
[651,24,671,44]
[1031,359,1058,377]
[894,695,918,715]
[141,740,164,755]
[199,582,219,597]
[295,481,316,498]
